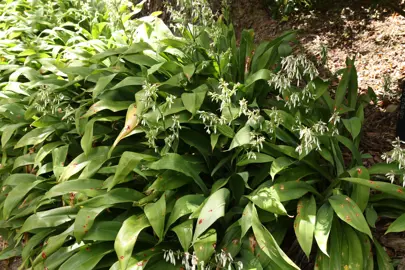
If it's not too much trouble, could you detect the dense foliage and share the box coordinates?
[1,0,405,269]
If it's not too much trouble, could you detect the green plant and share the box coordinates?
[264,0,314,20]
[1,0,405,269]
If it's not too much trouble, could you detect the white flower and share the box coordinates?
[386,171,396,184]
[328,112,341,125]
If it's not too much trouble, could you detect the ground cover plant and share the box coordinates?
[1,0,405,269]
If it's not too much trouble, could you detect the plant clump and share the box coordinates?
[0,0,404,269]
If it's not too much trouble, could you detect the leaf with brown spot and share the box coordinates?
[329,195,372,238]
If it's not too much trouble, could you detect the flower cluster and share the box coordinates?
[142,82,159,111]
[208,79,240,112]
[163,249,243,270]
[381,138,405,187]
[294,120,329,155]
[268,54,319,109]
[197,111,227,134]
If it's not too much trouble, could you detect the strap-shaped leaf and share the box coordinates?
[59,243,113,270]
[193,188,229,241]
[386,213,405,234]
[251,205,299,269]
[314,203,333,256]
[149,153,208,195]
[74,206,109,242]
[329,195,372,238]
[194,229,216,264]
[114,215,150,270]
[229,125,251,150]
[294,195,316,258]
[342,224,363,269]
[166,194,205,232]
[107,151,156,189]
[3,179,43,219]
[270,157,294,180]
[172,219,193,251]
[15,126,55,148]
[247,186,290,216]
[145,194,166,241]
[341,177,405,200]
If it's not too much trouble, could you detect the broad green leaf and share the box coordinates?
[229,125,251,150]
[365,206,378,228]
[369,162,404,175]
[211,178,229,193]
[108,151,156,190]
[123,54,158,67]
[82,100,131,118]
[77,188,144,208]
[342,224,363,270]
[92,73,116,98]
[314,203,333,256]
[34,141,64,168]
[1,123,27,147]
[21,207,77,233]
[247,187,290,216]
[81,117,121,155]
[145,194,166,241]
[172,219,193,251]
[147,170,192,192]
[245,69,272,87]
[193,188,230,241]
[12,153,36,171]
[194,229,216,263]
[84,221,121,241]
[15,126,55,148]
[278,41,292,57]
[59,147,109,182]
[74,206,108,242]
[59,243,113,270]
[43,179,104,199]
[3,173,37,186]
[237,152,274,166]
[375,239,394,270]
[210,133,219,150]
[314,249,330,270]
[386,213,405,234]
[342,117,361,139]
[52,145,69,180]
[357,231,374,270]
[181,84,207,115]
[340,177,405,201]
[110,77,145,89]
[149,153,208,195]
[294,195,316,258]
[217,124,235,138]
[22,229,54,263]
[251,205,299,269]
[183,63,195,80]
[329,219,342,269]
[334,61,351,109]
[329,195,372,238]
[3,179,43,219]
[272,181,320,202]
[115,215,150,270]
[270,157,294,180]
[32,225,74,266]
[166,194,205,231]
[0,245,22,261]
[240,202,253,238]
[348,166,370,212]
